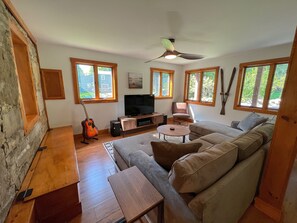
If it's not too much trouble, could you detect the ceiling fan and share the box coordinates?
[145,38,204,63]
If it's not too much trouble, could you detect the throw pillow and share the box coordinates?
[238,112,268,131]
[151,141,202,171]
[168,142,238,194]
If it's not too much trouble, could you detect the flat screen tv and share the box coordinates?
[124,94,155,116]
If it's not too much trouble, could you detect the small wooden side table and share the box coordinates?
[108,166,164,223]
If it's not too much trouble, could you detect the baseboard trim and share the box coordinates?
[254,197,282,222]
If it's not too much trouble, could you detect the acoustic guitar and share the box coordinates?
[80,100,98,143]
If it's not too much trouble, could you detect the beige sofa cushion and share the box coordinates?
[200,133,234,145]
[188,138,214,152]
[254,123,274,143]
[151,141,202,171]
[231,131,263,161]
[168,142,238,193]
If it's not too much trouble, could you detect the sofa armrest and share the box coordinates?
[129,150,199,223]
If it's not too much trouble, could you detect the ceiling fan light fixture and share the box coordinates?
[164,54,177,60]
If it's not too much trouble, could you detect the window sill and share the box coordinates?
[76,98,118,104]
[185,100,215,107]
[24,115,39,135]
[154,96,173,100]
[233,106,278,115]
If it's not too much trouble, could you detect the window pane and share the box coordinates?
[268,63,288,109]
[162,73,170,96]
[153,72,160,96]
[77,64,95,99]
[201,71,215,102]
[187,73,199,100]
[98,67,113,99]
[240,65,270,108]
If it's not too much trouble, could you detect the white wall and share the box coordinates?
[182,43,292,125]
[37,42,184,134]
[38,42,292,134]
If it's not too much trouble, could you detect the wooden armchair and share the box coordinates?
[172,102,190,124]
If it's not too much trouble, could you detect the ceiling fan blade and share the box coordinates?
[178,52,204,60]
[145,52,166,63]
[161,38,175,51]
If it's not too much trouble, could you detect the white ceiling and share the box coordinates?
[10,0,297,65]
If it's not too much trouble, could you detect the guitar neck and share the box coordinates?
[81,101,90,120]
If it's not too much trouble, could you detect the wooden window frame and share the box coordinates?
[150,68,174,99]
[71,57,118,104]
[184,66,219,106]
[10,22,39,134]
[234,57,289,115]
[41,69,65,100]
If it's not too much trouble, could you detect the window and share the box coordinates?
[234,57,289,114]
[10,23,39,134]
[150,68,174,99]
[71,58,118,103]
[184,67,219,106]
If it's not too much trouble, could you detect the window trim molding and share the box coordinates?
[233,57,289,115]
[150,67,174,99]
[70,57,118,104]
[10,21,39,135]
[184,66,219,107]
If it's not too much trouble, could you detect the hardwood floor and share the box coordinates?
[70,129,154,223]
[70,133,122,223]
[70,126,291,223]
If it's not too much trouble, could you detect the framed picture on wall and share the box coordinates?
[128,73,143,89]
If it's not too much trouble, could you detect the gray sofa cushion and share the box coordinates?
[168,142,238,194]
[189,121,243,138]
[238,112,268,131]
[113,132,160,167]
[231,131,263,161]
[200,133,234,145]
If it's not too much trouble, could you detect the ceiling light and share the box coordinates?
[165,54,177,59]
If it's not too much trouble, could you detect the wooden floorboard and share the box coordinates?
[70,128,154,223]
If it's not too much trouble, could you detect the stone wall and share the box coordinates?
[0,1,48,222]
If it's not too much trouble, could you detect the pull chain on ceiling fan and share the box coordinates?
[145,38,203,63]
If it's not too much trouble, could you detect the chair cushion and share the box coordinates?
[231,131,263,161]
[238,112,268,131]
[151,141,202,171]
[168,142,238,193]
[172,102,188,113]
[173,113,191,118]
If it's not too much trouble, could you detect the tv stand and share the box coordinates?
[119,113,164,136]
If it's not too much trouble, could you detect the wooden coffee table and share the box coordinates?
[157,124,190,143]
[108,166,164,223]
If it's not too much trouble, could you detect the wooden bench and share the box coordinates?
[6,126,81,223]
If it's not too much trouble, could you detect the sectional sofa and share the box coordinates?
[112,123,274,223]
